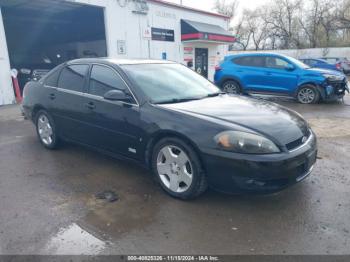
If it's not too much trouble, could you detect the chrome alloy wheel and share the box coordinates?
[298,88,316,104]
[223,82,239,94]
[156,145,193,193]
[37,114,54,145]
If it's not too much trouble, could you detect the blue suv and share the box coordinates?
[214,53,349,104]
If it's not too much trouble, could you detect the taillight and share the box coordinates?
[336,63,341,69]
[215,65,222,71]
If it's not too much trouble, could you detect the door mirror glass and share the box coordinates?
[285,64,295,71]
[103,90,130,102]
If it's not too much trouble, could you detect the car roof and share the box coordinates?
[67,57,176,65]
[225,52,288,60]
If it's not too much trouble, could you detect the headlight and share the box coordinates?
[214,131,280,154]
[323,74,344,81]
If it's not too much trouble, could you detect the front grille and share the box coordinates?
[328,79,347,95]
[286,129,311,151]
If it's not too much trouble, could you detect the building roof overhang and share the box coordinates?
[181,19,236,44]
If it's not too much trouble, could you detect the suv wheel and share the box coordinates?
[35,110,59,149]
[152,137,208,200]
[297,85,320,104]
[222,80,241,94]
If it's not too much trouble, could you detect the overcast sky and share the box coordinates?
[165,0,270,19]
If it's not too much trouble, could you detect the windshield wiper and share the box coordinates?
[206,92,226,97]
[155,97,202,104]
[154,92,225,104]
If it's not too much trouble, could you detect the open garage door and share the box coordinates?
[0,0,107,91]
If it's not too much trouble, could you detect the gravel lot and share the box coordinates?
[0,95,349,255]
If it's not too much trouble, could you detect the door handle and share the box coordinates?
[49,93,56,100]
[85,102,96,110]
[265,72,273,76]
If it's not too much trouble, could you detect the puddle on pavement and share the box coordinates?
[43,223,107,255]
[38,151,165,244]
[80,191,161,240]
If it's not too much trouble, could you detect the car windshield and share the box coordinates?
[122,63,221,104]
[287,56,310,69]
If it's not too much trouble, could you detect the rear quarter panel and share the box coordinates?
[214,59,242,86]
[214,59,261,90]
[22,81,51,121]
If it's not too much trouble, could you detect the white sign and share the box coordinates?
[117,40,126,55]
[143,26,152,39]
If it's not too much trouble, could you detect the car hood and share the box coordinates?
[306,67,344,76]
[159,95,309,146]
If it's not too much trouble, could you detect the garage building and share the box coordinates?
[0,0,235,106]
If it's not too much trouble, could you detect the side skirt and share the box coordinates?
[60,136,149,170]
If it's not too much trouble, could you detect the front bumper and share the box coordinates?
[201,133,317,194]
[320,79,349,101]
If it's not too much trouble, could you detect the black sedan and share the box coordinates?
[22,58,317,199]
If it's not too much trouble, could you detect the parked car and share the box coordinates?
[299,58,342,72]
[11,52,57,93]
[320,57,350,74]
[22,58,317,199]
[214,53,349,104]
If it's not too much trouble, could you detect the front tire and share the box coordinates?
[222,80,241,94]
[296,85,320,104]
[151,137,208,200]
[35,110,59,149]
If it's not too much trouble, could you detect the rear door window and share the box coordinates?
[88,65,128,97]
[233,57,249,66]
[58,65,89,92]
[233,56,265,67]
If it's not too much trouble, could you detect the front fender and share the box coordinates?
[295,82,326,100]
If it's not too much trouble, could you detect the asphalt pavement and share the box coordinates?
[0,96,349,255]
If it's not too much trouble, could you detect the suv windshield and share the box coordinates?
[122,63,220,104]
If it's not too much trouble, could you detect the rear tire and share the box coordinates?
[296,85,320,104]
[35,110,59,149]
[222,80,241,94]
[151,137,208,200]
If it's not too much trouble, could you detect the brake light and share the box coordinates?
[336,63,341,69]
[215,65,222,71]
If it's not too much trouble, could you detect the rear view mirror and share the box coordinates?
[285,64,295,71]
[103,90,131,102]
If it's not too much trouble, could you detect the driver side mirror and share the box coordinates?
[285,64,295,71]
[103,90,132,103]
